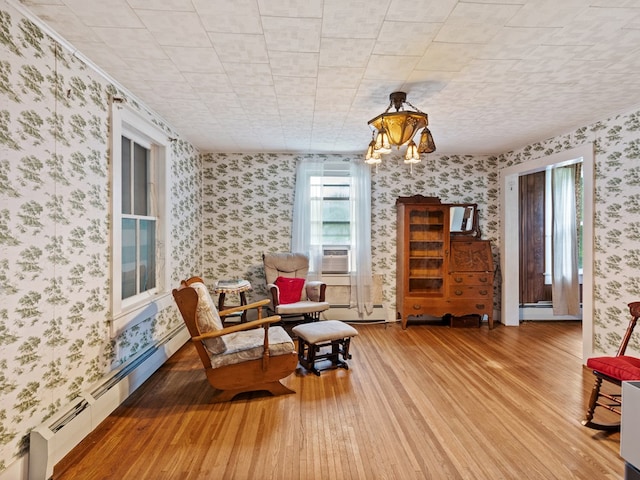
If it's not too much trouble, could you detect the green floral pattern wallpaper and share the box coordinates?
[201,152,498,319]
[502,124,640,355]
[0,3,202,473]
[3,0,640,476]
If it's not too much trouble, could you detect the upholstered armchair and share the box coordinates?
[172,276,298,402]
[262,252,330,323]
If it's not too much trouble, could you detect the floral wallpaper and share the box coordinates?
[201,152,297,298]
[203,125,640,354]
[201,124,640,359]
[3,0,640,476]
[500,122,640,355]
[0,3,202,474]
[201,152,498,319]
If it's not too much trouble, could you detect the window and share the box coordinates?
[121,137,156,299]
[110,104,170,334]
[310,173,351,247]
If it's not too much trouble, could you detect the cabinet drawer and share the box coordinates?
[449,285,492,298]
[448,300,491,315]
[404,301,431,315]
[402,299,448,316]
[449,273,492,286]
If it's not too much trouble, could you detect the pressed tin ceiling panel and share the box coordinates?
[17,0,640,155]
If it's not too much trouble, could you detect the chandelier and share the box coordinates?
[365,91,436,167]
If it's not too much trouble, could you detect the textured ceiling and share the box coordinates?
[16,0,640,155]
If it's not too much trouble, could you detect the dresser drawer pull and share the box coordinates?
[479,277,488,283]
[454,290,463,296]
[454,277,463,283]
[413,304,422,310]
[475,304,485,309]
[479,290,488,295]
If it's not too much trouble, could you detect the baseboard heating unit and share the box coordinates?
[320,304,388,323]
[28,326,189,480]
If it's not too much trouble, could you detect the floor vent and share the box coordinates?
[28,327,188,480]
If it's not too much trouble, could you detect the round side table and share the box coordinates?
[214,279,252,323]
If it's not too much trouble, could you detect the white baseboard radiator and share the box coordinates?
[321,304,388,323]
[29,327,189,480]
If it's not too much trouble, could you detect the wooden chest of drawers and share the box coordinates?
[448,240,494,328]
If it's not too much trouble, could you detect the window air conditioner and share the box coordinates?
[322,247,350,274]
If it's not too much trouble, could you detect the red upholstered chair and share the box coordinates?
[582,301,640,431]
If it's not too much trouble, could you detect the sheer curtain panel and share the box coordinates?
[291,158,373,314]
[291,157,324,280]
[552,165,580,315]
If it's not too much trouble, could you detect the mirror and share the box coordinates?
[449,204,479,236]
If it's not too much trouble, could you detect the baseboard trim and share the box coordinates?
[26,326,189,480]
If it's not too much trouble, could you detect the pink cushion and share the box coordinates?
[587,355,640,381]
[274,276,305,304]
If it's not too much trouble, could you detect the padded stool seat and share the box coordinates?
[292,320,358,376]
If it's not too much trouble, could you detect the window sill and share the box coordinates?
[111,292,173,337]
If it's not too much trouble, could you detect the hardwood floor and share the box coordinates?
[54,321,624,480]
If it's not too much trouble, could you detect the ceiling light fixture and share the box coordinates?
[365,91,435,170]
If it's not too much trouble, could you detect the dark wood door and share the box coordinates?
[519,171,549,304]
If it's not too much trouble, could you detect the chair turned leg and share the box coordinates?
[581,376,621,431]
[581,376,602,428]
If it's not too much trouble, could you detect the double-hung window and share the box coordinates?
[310,171,351,251]
[121,136,156,299]
[110,104,170,334]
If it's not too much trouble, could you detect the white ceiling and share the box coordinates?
[17,0,640,155]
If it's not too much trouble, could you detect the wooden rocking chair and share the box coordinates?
[582,301,640,431]
[172,277,298,403]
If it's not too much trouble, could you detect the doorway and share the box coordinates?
[519,166,583,320]
[500,143,594,361]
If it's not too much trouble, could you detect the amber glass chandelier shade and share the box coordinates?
[365,140,375,159]
[418,127,436,154]
[368,111,428,147]
[404,140,420,163]
[374,128,391,153]
[364,139,381,164]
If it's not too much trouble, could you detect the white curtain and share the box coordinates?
[291,157,323,280]
[349,160,374,315]
[291,157,373,314]
[551,165,580,315]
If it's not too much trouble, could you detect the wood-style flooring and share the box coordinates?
[54,321,624,480]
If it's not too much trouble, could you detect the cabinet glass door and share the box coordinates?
[407,208,444,295]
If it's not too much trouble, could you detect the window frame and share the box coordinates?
[110,104,171,336]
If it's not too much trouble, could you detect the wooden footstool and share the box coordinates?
[292,320,358,376]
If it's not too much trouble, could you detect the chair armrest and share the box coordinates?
[192,315,282,341]
[218,298,270,317]
[305,281,327,302]
[267,283,280,307]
